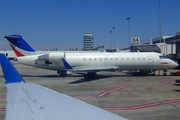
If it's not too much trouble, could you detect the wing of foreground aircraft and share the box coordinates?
[0,54,127,120]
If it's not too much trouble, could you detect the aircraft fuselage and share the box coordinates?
[17,52,177,72]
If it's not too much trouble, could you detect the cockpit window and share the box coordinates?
[160,56,168,59]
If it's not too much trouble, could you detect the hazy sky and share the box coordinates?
[0,0,179,50]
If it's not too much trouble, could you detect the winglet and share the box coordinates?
[62,58,73,70]
[0,54,25,84]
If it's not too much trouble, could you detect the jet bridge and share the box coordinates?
[131,44,161,53]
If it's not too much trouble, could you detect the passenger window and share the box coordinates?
[127,58,129,61]
[94,58,96,61]
[138,58,140,61]
[89,58,91,61]
[83,58,86,61]
[121,58,123,61]
[100,58,102,61]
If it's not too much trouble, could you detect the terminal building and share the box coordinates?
[83,32,93,50]
[129,31,180,66]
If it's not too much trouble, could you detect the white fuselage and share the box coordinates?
[17,52,178,72]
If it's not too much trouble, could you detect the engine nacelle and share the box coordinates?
[49,52,65,63]
[38,52,65,63]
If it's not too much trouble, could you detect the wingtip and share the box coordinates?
[0,53,25,84]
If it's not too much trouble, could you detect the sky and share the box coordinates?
[0,0,180,51]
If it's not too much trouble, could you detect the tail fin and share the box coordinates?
[0,54,25,84]
[4,35,37,57]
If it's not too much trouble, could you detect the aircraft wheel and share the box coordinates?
[163,73,167,76]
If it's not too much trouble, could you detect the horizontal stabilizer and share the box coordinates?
[0,34,20,38]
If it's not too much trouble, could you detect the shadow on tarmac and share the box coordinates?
[172,90,180,92]
[68,72,153,84]
[2,71,155,84]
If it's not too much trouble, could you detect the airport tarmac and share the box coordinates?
[0,64,180,120]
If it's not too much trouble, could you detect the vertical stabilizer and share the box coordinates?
[4,35,37,57]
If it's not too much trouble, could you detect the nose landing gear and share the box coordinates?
[163,69,167,76]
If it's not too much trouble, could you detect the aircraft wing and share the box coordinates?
[72,66,119,72]
[0,54,127,120]
[62,58,119,72]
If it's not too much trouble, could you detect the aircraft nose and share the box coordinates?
[171,62,179,68]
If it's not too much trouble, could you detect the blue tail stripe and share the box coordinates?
[0,54,25,84]
[5,35,35,52]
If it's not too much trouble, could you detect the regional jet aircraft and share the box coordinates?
[0,54,127,120]
[2,35,179,77]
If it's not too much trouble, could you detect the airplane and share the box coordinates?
[0,53,127,120]
[1,34,179,77]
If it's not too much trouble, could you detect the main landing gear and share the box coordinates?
[57,70,72,77]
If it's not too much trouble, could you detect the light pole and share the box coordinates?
[112,27,115,48]
[127,17,130,46]
[110,31,112,48]
[159,0,162,43]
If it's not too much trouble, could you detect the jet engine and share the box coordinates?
[38,52,65,63]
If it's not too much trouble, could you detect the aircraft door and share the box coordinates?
[148,56,153,66]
